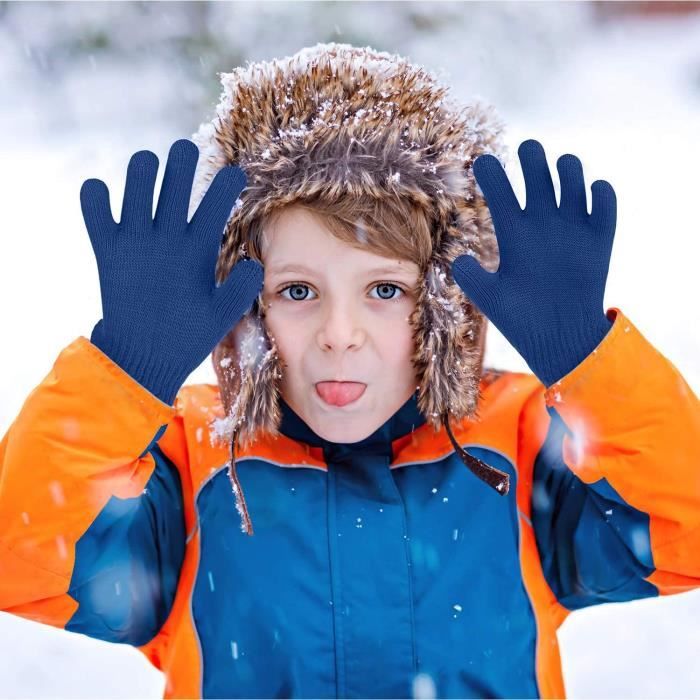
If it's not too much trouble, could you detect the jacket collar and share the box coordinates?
[277,391,427,462]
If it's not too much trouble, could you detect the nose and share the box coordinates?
[317,303,366,352]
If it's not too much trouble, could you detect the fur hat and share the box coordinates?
[188,42,512,533]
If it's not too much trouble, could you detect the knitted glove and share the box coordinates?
[80,138,263,405]
[451,138,616,388]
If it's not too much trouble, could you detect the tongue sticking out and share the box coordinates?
[316,381,366,407]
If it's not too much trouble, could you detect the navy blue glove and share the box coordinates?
[451,139,616,387]
[80,138,264,405]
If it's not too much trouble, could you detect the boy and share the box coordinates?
[1,43,698,699]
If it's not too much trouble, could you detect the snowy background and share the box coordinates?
[1,1,699,698]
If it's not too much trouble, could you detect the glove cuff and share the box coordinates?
[523,312,614,388]
[90,322,189,406]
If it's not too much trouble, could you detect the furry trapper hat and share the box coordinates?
[188,42,512,531]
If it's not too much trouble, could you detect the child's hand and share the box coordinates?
[451,138,616,387]
[80,138,264,405]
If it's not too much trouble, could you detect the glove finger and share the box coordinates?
[190,164,247,246]
[472,154,522,244]
[557,153,588,220]
[80,178,115,251]
[153,139,199,231]
[518,139,558,216]
[590,179,617,244]
[120,149,159,231]
[451,253,499,318]
[212,257,265,330]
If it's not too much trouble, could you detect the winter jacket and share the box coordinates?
[1,305,698,699]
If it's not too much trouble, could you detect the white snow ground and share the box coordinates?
[0,6,699,699]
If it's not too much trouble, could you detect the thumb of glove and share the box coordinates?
[213,257,265,328]
[451,253,500,318]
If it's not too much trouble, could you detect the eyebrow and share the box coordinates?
[267,263,414,276]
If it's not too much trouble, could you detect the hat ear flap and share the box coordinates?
[212,305,284,450]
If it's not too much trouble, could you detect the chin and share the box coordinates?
[310,413,378,444]
[316,423,376,444]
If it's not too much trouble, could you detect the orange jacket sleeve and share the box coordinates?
[0,336,189,646]
[518,306,700,609]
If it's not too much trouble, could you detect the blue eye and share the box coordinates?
[279,283,316,302]
[278,282,405,302]
[370,282,404,301]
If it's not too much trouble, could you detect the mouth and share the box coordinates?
[315,381,367,408]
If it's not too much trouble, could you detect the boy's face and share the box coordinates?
[261,205,421,444]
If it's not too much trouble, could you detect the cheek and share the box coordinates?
[374,307,416,359]
[262,310,301,366]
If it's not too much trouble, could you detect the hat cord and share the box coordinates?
[442,414,510,495]
[227,424,255,536]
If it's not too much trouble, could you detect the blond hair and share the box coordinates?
[243,196,434,274]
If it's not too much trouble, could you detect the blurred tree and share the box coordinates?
[0,2,596,138]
